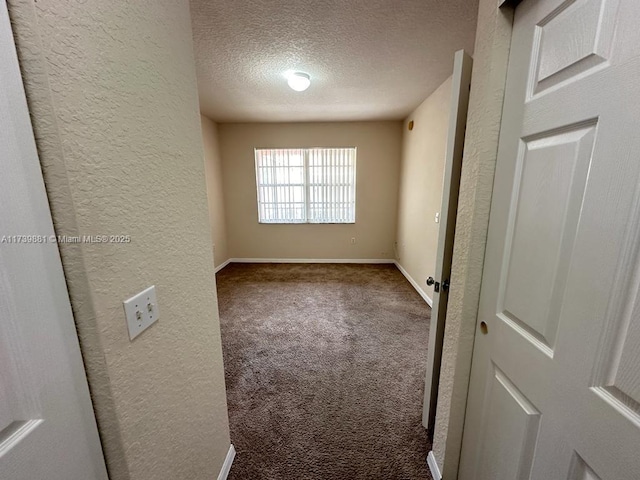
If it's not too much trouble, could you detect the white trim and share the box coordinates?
[214,259,231,273]
[222,259,434,308]
[427,451,442,480]
[228,258,395,264]
[394,261,433,307]
[217,444,236,480]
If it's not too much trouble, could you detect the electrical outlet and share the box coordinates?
[123,285,159,340]
[350,237,356,244]
[435,212,440,223]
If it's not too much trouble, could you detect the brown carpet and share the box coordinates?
[216,263,433,480]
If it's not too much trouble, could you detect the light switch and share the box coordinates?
[123,285,159,340]
[435,212,440,223]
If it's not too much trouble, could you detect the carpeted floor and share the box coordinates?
[216,263,433,480]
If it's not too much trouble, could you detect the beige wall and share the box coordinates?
[218,122,402,260]
[396,77,452,301]
[9,1,231,479]
[201,115,230,267]
[432,1,515,478]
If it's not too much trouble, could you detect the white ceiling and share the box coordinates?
[190,0,479,123]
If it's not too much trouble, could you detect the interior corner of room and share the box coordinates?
[200,81,455,304]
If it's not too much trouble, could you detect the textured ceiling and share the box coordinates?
[190,0,479,122]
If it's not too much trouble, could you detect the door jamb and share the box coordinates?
[428,0,520,479]
[451,2,520,475]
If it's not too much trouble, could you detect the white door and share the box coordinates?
[422,50,473,432]
[459,0,640,479]
[0,2,108,479]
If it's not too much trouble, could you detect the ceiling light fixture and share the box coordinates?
[287,72,311,92]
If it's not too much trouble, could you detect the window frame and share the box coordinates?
[254,147,357,225]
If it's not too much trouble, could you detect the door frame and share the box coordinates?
[428,1,522,479]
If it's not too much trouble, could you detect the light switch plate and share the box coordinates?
[123,285,159,340]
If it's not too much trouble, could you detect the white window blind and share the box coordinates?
[255,147,356,224]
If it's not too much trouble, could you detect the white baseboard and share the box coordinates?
[217,444,236,480]
[220,259,433,308]
[214,259,231,273]
[228,258,396,264]
[394,261,433,307]
[427,451,442,480]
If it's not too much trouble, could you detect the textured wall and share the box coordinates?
[218,122,402,260]
[432,1,514,478]
[201,115,230,268]
[396,77,452,300]
[8,1,231,479]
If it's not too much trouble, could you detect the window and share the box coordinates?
[255,147,356,224]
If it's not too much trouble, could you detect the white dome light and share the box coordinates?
[287,72,311,92]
